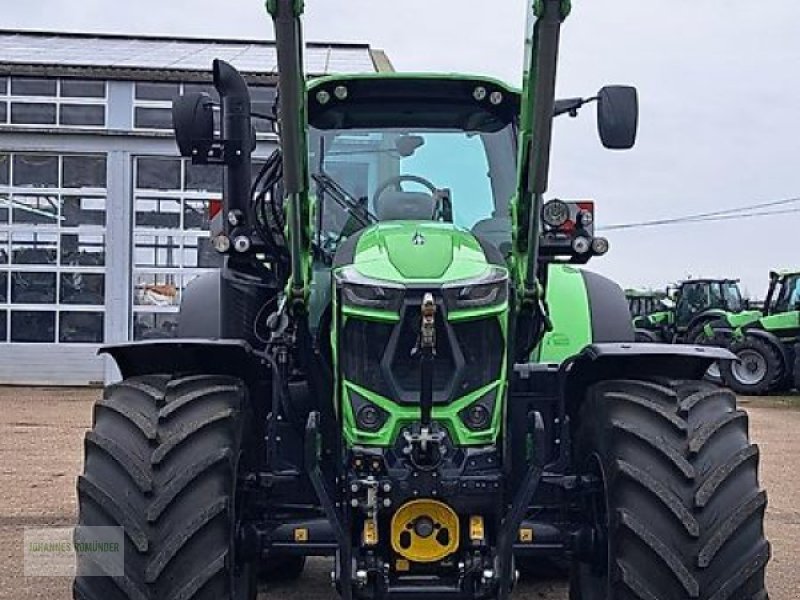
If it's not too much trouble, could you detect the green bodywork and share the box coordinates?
[536,265,593,364]
[334,222,509,447]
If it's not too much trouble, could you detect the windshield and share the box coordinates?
[308,124,517,252]
[774,275,800,313]
[721,282,743,312]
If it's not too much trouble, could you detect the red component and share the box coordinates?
[560,219,576,232]
[577,201,594,212]
[208,199,223,219]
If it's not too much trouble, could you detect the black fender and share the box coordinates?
[580,270,634,343]
[743,328,791,371]
[684,312,726,339]
[634,328,661,343]
[562,342,735,414]
[100,339,267,383]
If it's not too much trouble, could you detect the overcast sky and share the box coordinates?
[6,1,800,297]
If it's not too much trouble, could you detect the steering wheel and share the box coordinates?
[372,174,439,214]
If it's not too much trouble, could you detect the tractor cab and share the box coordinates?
[766,270,800,314]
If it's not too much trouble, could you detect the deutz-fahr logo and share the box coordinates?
[412,231,426,246]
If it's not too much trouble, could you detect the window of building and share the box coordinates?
[132,156,223,340]
[133,80,275,133]
[0,152,107,344]
[0,77,107,129]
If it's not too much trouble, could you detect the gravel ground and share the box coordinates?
[0,388,796,599]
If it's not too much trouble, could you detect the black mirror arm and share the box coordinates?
[553,96,598,118]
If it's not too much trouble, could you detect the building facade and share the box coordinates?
[0,30,390,384]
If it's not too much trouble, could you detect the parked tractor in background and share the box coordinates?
[626,288,667,323]
[634,278,756,344]
[71,1,770,599]
[708,270,800,395]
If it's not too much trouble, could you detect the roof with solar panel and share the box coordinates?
[0,30,392,81]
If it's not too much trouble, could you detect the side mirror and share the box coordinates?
[597,85,638,150]
[172,92,215,160]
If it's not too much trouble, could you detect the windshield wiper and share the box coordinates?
[311,173,377,228]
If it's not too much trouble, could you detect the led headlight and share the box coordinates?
[350,390,389,433]
[443,267,509,310]
[459,391,496,431]
[336,267,404,311]
[572,237,591,254]
[542,199,570,228]
[578,209,593,227]
[591,237,610,255]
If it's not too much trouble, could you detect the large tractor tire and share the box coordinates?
[73,374,257,600]
[634,328,662,343]
[720,336,783,396]
[687,324,723,384]
[570,379,769,600]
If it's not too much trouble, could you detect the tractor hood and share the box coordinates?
[343,222,499,284]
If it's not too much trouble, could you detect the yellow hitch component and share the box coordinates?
[469,516,485,542]
[363,519,379,546]
[395,559,410,572]
[294,527,308,542]
[519,527,534,543]
[390,499,459,563]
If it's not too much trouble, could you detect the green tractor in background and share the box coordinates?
[625,288,667,324]
[709,270,800,395]
[633,278,756,344]
[72,1,770,599]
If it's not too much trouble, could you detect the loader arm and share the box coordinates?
[512,0,571,304]
[267,0,312,312]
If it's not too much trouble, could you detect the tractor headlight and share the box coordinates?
[349,390,389,433]
[542,199,570,228]
[443,267,508,310]
[336,267,404,311]
[459,391,496,431]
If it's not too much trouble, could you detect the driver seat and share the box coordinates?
[375,191,436,221]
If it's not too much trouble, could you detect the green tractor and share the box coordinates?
[633,278,755,344]
[710,270,800,395]
[625,289,667,323]
[72,2,770,599]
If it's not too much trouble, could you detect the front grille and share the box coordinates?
[340,301,504,404]
[341,320,394,398]
[452,319,503,396]
[390,306,455,394]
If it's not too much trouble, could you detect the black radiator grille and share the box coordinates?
[340,305,504,403]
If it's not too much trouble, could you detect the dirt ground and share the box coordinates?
[0,388,797,600]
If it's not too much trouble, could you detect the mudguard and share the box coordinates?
[561,342,735,408]
[100,339,265,382]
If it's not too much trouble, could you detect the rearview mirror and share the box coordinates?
[172,92,215,160]
[597,86,638,150]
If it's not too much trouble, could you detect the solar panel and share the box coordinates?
[0,33,379,75]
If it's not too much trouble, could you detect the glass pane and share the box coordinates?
[185,163,222,193]
[134,273,180,306]
[133,312,178,340]
[0,154,8,185]
[183,83,218,100]
[184,199,210,230]
[60,79,106,98]
[60,273,105,305]
[10,194,59,225]
[134,234,180,267]
[135,197,181,229]
[0,196,8,224]
[11,102,57,125]
[135,82,180,101]
[0,272,6,302]
[0,102,6,124]
[61,233,105,266]
[63,156,106,189]
[134,107,174,130]
[11,77,57,97]
[11,310,55,342]
[136,157,181,190]
[0,78,6,94]
[12,232,57,264]
[12,154,58,188]
[11,272,56,304]
[182,236,222,268]
[0,231,7,263]
[62,195,105,227]
[0,310,6,342]
[60,104,105,127]
[59,311,104,343]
